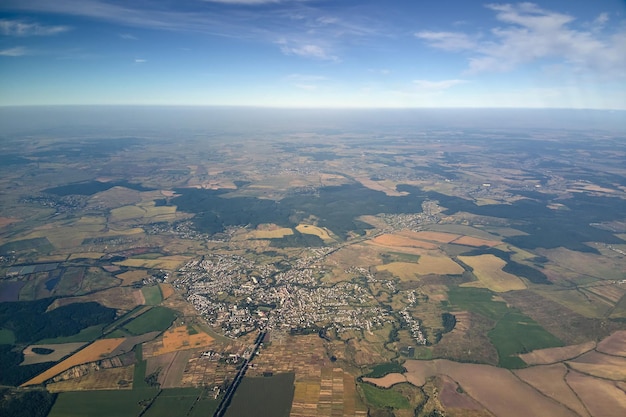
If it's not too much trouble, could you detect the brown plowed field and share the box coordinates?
[401,360,577,417]
[514,364,590,417]
[159,283,176,299]
[518,341,595,365]
[596,330,626,356]
[566,371,626,417]
[567,351,626,380]
[438,375,485,411]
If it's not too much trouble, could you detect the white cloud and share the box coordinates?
[278,40,337,61]
[0,19,70,36]
[414,31,476,50]
[0,46,27,56]
[119,33,138,40]
[417,3,626,78]
[134,58,147,63]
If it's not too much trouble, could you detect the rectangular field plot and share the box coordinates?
[143,388,202,417]
[225,373,295,417]
[48,388,159,417]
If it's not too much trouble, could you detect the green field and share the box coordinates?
[123,307,177,335]
[364,362,406,378]
[143,388,203,417]
[489,311,563,368]
[225,373,295,417]
[447,287,509,320]
[133,344,149,389]
[188,397,220,417]
[141,285,163,306]
[448,286,563,368]
[359,383,411,409]
[47,389,159,417]
[0,328,16,344]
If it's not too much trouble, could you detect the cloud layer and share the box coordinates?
[416,2,626,77]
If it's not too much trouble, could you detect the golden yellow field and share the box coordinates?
[459,255,526,292]
[22,338,126,386]
[377,256,464,280]
[410,231,460,243]
[370,234,438,249]
[250,226,294,239]
[144,325,214,357]
[116,269,149,286]
[114,255,191,270]
[46,366,134,392]
[296,224,334,241]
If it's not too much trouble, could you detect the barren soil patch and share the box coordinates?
[566,370,626,417]
[514,364,589,417]
[519,341,595,365]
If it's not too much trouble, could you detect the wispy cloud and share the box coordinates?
[0,19,70,36]
[119,33,138,40]
[0,0,382,62]
[134,58,147,63]
[415,31,477,51]
[416,2,626,78]
[0,46,28,56]
[277,39,338,61]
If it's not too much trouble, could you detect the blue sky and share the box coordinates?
[1,0,625,109]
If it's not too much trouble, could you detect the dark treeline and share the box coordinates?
[0,298,116,344]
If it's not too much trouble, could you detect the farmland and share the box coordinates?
[1,109,626,416]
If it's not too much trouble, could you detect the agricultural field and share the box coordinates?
[143,325,214,357]
[122,307,178,336]
[22,338,127,386]
[46,365,134,392]
[21,342,87,365]
[225,373,295,417]
[2,111,626,417]
[459,254,526,292]
[47,388,159,417]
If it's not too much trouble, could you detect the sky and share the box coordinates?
[1,0,625,109]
